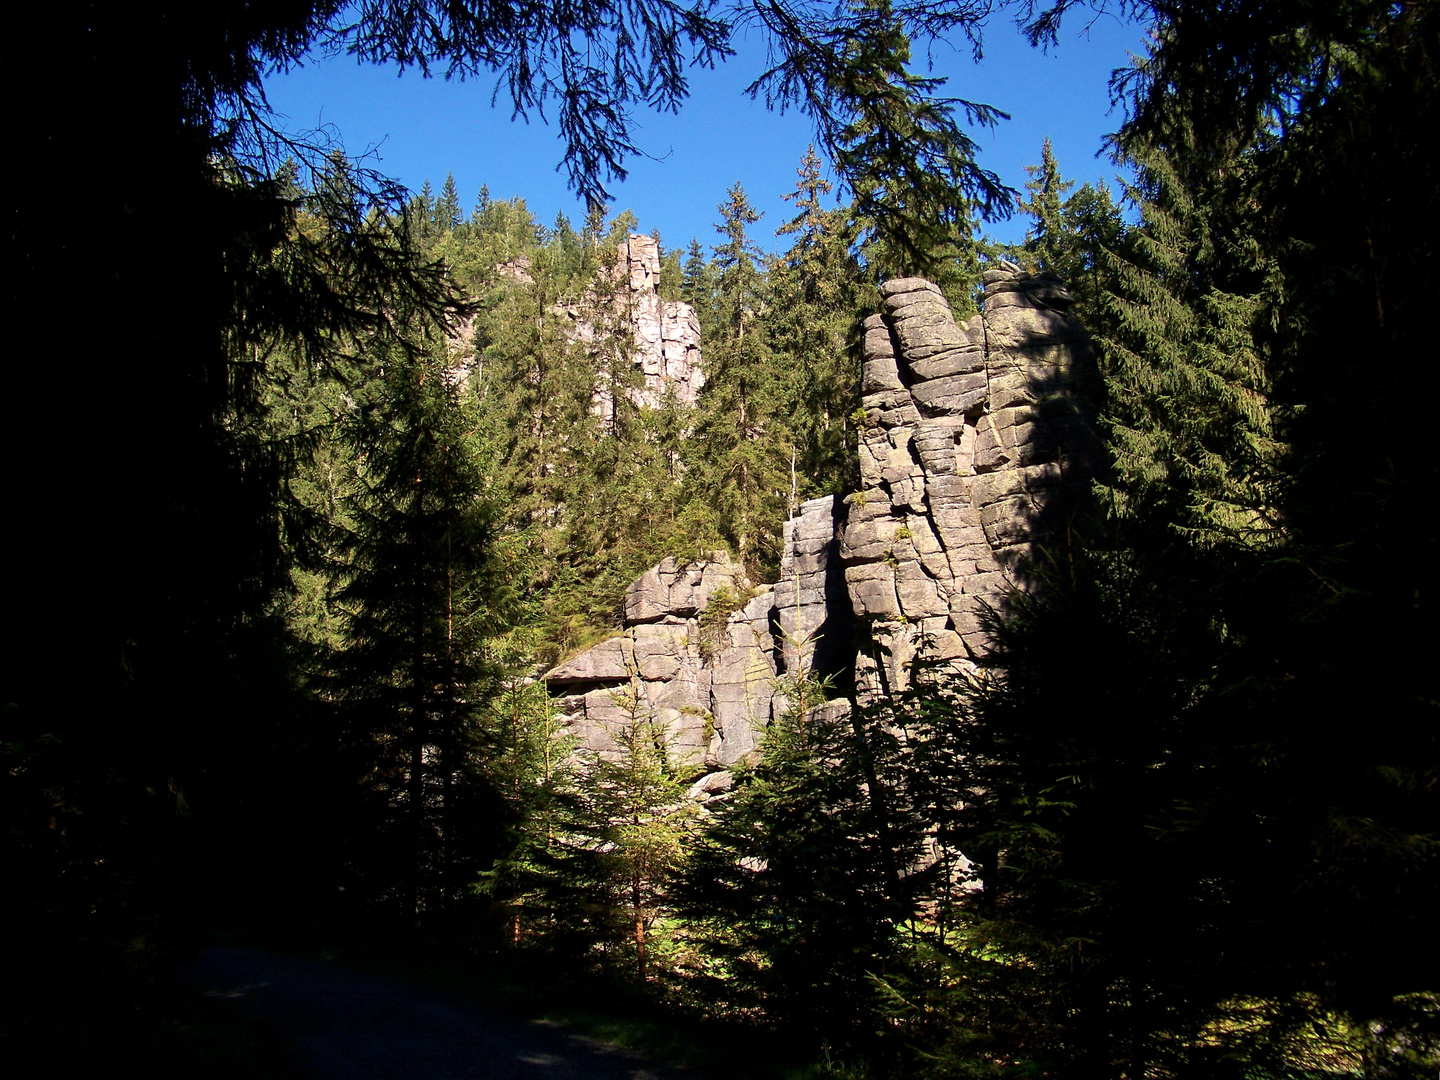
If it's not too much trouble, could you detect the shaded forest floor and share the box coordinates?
[179,944,696,1079]
[5,930,837,1080]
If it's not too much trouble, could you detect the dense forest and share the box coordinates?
[4,1,1437,1078]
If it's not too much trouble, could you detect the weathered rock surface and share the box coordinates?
[619,234,705,409]
[544,553,778,779]
[571,233,705,418]
[846,265,1099,695]
[444,235,704,409]
[624,555,750,624]
[544,266,1097,784]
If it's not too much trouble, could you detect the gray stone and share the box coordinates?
[910,372,988,414]
[924,474,970,504]
[545,267,1099,776]
[863,326,897,358]
[894,319,969,355]
[888,476,926,513]
[908,347,985,380]
[862,355,905,392]
[846,562,901,618]
[881,277,943,299]
[984,289,1037,310]
[566,234,705,414]
[546,636,634,684]
[896,564,949,618]
[688,771,735,801]
[984,306,1074,348]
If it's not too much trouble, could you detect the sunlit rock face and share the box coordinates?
[844,265,1100,697]
[570,233,705,420]
[543,265,1099,775]
[544,553,781,795]
[615,234,705,410]
[446,234,704,407]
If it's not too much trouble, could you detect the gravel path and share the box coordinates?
[181,946,696,1079]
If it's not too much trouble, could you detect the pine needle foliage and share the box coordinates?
[569,681,698,980]
[688,184,794,578]
[1095,127,1284,550]
[330,334,513,923]
[680,677,920,1048]
[767,146,866,499]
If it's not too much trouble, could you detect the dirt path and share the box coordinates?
[181,946,695,1080]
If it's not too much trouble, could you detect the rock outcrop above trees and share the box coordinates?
[566,233,705,416]
[443,234,703,406]
[544,264,1098,774]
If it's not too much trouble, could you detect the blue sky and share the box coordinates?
[262,10,1149,252]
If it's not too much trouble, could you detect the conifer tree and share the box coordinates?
[919,6,1440,1074]
[569,681,695,980]
[688,184,791,576]
[681,677,919,1041]
[655,230,683,301]
[475,674,576,944]
[1096,132,1282,549]
[435,172,463,233]
[1056,178,1123,316]
[681,238,717,330]
[767,146,864,498]
[332,335,511,921]
[824,3,1000,304]
[1012,139,1122,317]
[1018,137,1075,276]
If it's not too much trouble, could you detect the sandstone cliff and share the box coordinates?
[544,264,1098,777]
[444,234,703,407]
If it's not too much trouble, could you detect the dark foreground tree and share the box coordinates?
[681,677,920,1048]
[904,2,1440,1075]
[330,333,513,922]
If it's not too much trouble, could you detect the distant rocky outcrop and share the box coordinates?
[444,235,703,405]
[544,263,1098,781]
[565,233,705,416]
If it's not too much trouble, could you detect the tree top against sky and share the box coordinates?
[250,1,1149,248]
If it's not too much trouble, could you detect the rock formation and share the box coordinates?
[844,264,1099,696]
[618,234,706,410]
[544,263,1098,776]
[545,554,783,800]
[566,233,705,415]
[444,235,703,406]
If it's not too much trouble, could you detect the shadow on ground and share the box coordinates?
[182,946,694,1080]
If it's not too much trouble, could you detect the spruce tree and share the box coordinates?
[435,172,463,233]
[1018,137,1075,276]
[926,5,1440,1073]
[824,3,999,303]
[688,184,791,576]
[569,681,695,980]
[331,335,511,922]
[767,146,864,499]
[681,238,717,330]
[1096,131,1282,549]
[1013,139,1122,317]
[475,674,577,945]
[681,677,919,1043]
